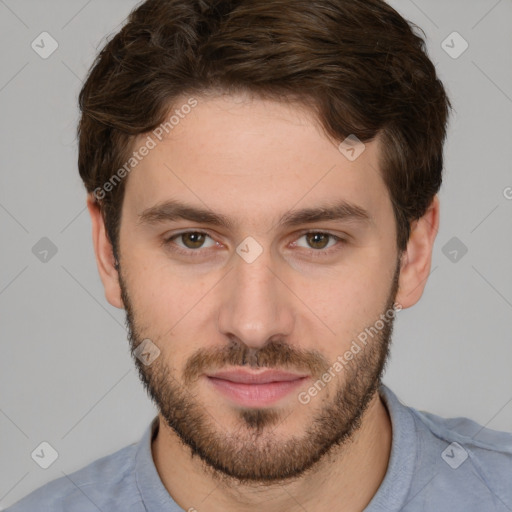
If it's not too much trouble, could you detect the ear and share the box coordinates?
[395,195,440,309]
[86,195,124,309]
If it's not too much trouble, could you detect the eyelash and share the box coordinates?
[161,230,348,259]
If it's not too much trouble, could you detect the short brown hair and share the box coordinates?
[78,0,452,259]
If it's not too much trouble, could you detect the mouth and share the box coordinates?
[204,368,310,407]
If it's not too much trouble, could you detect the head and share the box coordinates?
[80,0,450,484]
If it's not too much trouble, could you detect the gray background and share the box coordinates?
[1,0,511,508]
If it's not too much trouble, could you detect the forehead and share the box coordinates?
[122,93,390,231]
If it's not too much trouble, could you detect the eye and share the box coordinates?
[293,231,345,254]
[162,229,347,259]
[164,231,217,253]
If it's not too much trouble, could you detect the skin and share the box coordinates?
[87,92,439,512]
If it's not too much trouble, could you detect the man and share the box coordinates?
[7,0,512,510]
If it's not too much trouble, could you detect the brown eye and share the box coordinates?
[293,231,346,256]
[164,231,216,252]
[305,232,331,250]
[179,232,208,249]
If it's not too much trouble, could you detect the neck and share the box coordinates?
[151,389,392,512]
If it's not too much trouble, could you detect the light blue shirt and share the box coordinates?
[6,385,512,511]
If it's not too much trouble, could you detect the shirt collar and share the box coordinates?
[364,384,417,511]
[135,415,181,511]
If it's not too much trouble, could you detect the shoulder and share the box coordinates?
[413,405,512,465]
[409,401,512,509]
[5,442,143,512]
[379,385,512,510]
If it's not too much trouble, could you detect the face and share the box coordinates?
[114,92,403,484]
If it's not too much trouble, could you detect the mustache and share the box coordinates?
[182,338,330,385]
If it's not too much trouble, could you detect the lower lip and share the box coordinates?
[206,376,308,407]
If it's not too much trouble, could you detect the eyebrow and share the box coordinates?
[138,198,373,230]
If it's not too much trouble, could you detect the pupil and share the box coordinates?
[308,233,328,249]
[185,232,204,248]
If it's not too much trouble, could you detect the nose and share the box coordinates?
[217,247,295,350]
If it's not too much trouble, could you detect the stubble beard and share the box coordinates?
[120,258,400,485]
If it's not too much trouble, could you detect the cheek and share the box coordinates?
[123,235,395,355]
[299,264,392,345]
[124,251,215,336]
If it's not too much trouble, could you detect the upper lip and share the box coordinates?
[206,369,309,384]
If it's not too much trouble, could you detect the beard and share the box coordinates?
[119,257,401,485]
